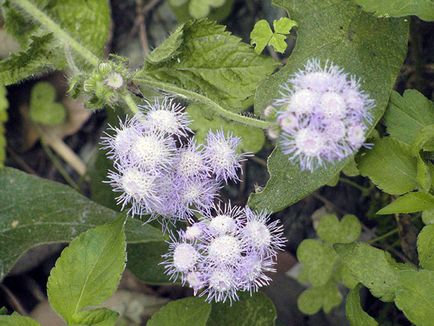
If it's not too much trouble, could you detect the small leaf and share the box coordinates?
[417,224,434,270]
[395,270,434,325]
[297,282,342,315]
[317,214,361,244]
[296,239,337,286]
[273,17,297,34]
[353,0,434,21]
[422,209,434,225]
[268,33,289,54]
[47,216,126,324]
[334,242,399,301]
[250,20,274,54]
[384,90,434,146]
[147,24,184,64]
[377,192,434,215]
[207,292,276,326]
[358,137,418,195]
[0,315,41,326]
[29,82,66,126]
[148,297,211,326]
[187,104,265,153]
[345,284,378,326]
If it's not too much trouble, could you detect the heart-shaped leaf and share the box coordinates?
[317,214,361,244]
[29,82,66,126]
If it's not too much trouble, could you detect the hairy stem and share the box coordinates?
[11,0,99,66]
[134,77,273,129]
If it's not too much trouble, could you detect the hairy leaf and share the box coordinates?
[148,297,211,326]
[384,90,434,147]
[248,0,408,212]
[377,192,434,215]
[317,214,361,244]
[358,137,418,195]
[136,19,277,111]
[335,242,400,301]
[345,284,378,326]
[395,270,434,325]
[417,224,434,270]
[0,167,163,281]
[353,0,434,21]
[47,216,125,323]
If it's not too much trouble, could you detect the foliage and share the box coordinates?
[353,0,434,21]
[29,81,66,125]
[0,86,8,168]
[250,17,297,54]
[248,0,409,212]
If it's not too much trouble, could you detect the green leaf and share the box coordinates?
[1,0,110,84]
[353,0,434,21]
[334,242,400,301]
[395,270,434,326]
[417,224,434,270]
[207,292,276,326]
[136,19,277,111]
[422,208,434,225]
[0,315,41,326]
[47,216,126,324]
[250,20,273,54]
[345,284,378,326]
[377,192,434,215]
[297,282,342,315]
[148,297,211,326]
[0,85,9,168]
[296,239,337,286]
[317,214,361,244]
[169,0,234,22]
[187,104,265,153]
[384,90,434,146]
[248,0,408,212]
[0,34,56,86]
[358,137,418,195]
[29,81,66,125]
[72,308,119,326]
[147,24,184,64]
[0,167,164,281]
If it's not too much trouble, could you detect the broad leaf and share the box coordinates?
[148,297,211,326]
[135,19,277,111]
[47,216,126,324]
[248,0,408,212]
[384,90,434,147]
[358,137,418,195]
[334,243,400,301]
[353,0,434,21]
[377,192,434,215]
[296,239,337,287]
[0,315,41,325]
[29,81,66,125]
[395,270,434,326]
[72,308,118,326]
[317,214,361,244]
[417,224,434,270]
[422,209,434,225]
[0,167,163,281]
[297,282,342,315]
[207,292,276,326]
[345,284,378,326]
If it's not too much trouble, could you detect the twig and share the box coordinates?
[136,0,149,55]
[6,146,37,175]
[0,283,28,315]
[248,155,267,167]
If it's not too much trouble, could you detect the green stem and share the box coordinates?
[122,93,139,114]
[134,77,273,129]
[339,177,370,194]
[11,0,99,67]
[368,228,399,244]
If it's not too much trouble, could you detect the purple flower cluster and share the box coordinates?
[162,204,286,303]
[271,59,375,171]
[102,98,245,224]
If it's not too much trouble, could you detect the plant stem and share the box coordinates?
[12,0,99,67]
[122,93,139,114]
[368,228,399,244]
[134,77,273,129]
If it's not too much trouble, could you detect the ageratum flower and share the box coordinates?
[103,98,246,225]
[272,59,375,171]
[161,204,286,303]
